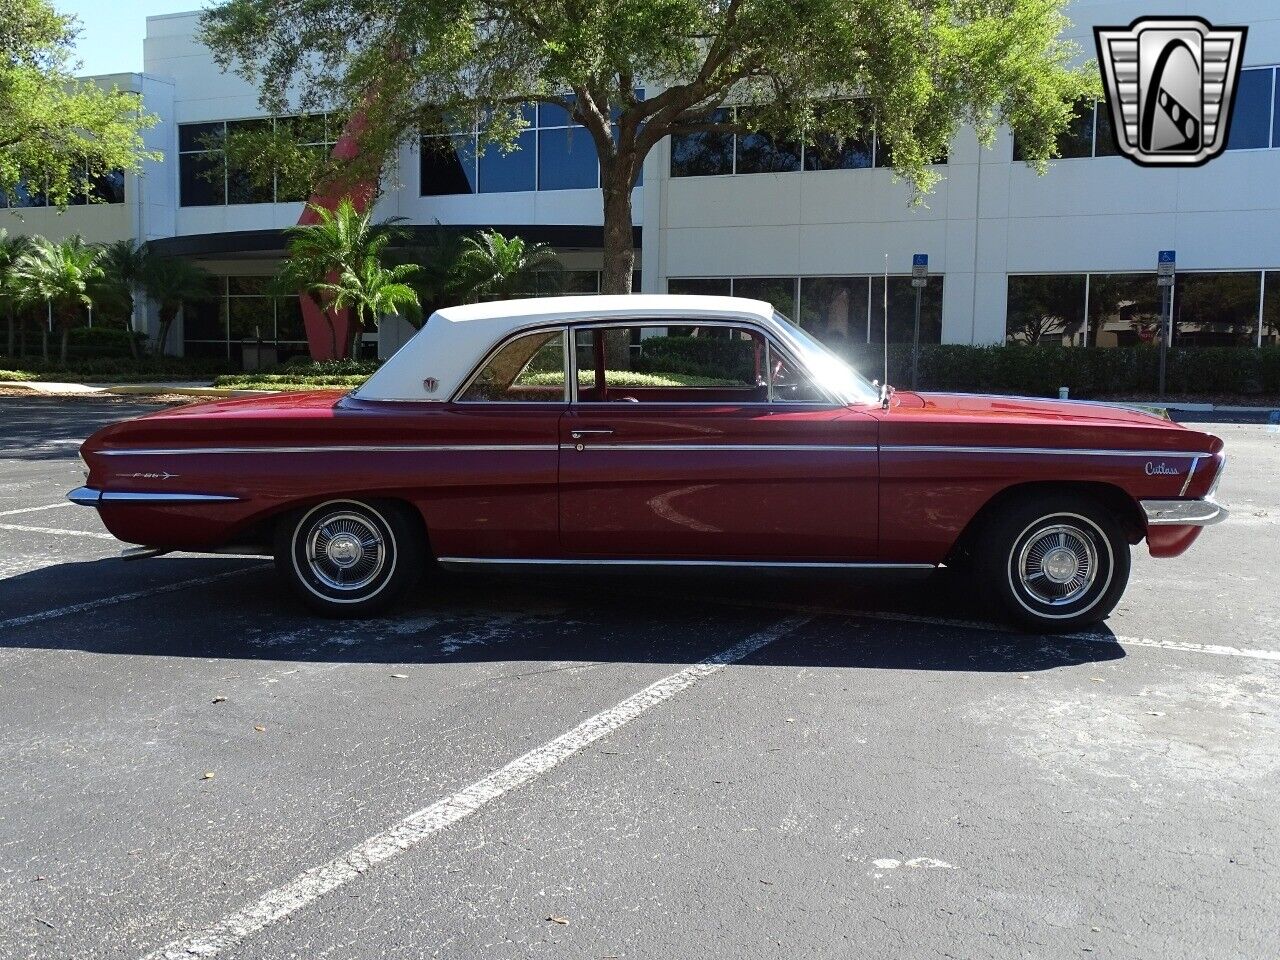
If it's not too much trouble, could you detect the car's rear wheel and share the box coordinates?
[974,492,1130,633]
[274,499,424,617]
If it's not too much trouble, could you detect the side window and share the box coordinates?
[767,346,826,403]
[573,325,769,402]
[457,329,567,402]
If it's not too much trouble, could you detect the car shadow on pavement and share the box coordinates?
[0,559,1126,674]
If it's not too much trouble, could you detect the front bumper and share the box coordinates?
[1140,498,1228,527]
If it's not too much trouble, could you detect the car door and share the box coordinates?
[558,320,879,560]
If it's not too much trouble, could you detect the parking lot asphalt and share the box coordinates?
[0,396,1277,960]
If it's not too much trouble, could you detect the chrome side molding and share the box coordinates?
[438,557,936,571]
[67,486,241,505]
[1140,498,1228,526]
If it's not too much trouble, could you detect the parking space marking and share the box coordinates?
[637,591,1280,664]
[0,522,118,540]
[0,502,74,518]
[139,615,811,960]
[0,563,270,631]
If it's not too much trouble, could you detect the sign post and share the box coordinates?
[1156,250,1175,398]
[910,254,928,390]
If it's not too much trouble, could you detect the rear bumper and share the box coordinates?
[1140,498,1228,527]
[67,486,241,506]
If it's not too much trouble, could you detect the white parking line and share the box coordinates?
[0,563,270,631]
[139,615,810,960]
[0,522,117,540]
[0,502,74,518]
[636,591,1280,664]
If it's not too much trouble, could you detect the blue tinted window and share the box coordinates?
[478,130,536,193]
[420,134,477,195]
[537,126,597,189]
[538,98,577,128]
[1228,68,1273,150]
[735,109,802,174]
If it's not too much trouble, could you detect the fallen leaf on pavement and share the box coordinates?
[390,673,409,679]
[212,696,227,703]
[546,915,569,925]
[200,771,215,780]
[254,725,266,732]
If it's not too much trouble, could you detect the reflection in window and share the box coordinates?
[179,115,336,206]
[537,125,598,190]
[732,277,798,319]
[575,325,767,402]
[183,275,305,360]
[1014,98,1096,160]
[668,278,732,297]
[1087,273,1163,347]
[1173,272,1260,346]
[477,131,536,193]
[799,277,870,351]
[420,134,479,195]
[735,109,802,174]
[1006,274,1087,345]
[670,109,735,177]
[459,329,567,402]
[870,276,943,345]
[1228,68,1274,150]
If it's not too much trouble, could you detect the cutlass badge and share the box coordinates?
[1145,461,1180,476]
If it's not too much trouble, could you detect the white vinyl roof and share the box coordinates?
[354,295,778,402]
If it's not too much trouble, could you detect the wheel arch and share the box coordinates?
[243,494,433,557]
[946,481,1145,568]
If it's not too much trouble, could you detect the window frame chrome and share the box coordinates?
[451,324,573,405]
[564,317,841,408]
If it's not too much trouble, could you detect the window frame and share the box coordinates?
[451,325,573,405]
[563,318,840,408]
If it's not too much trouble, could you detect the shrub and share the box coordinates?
[633,335,756,381]
[842,343,1280,397]
[66,327,148,359]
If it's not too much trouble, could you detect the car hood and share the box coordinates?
[879,391,1223,455]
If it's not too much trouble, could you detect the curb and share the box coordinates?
[103,385,271,398]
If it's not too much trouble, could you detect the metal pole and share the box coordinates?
[1158,284,1170,398]
[911,285,922,390]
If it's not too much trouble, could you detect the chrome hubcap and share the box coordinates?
[305,512,386,591]
[1017,524,1098,606]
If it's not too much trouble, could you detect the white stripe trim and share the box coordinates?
[98,444,560,456]
[138,616,810,960]
[560,444,879,453]
[883,445,1207,458]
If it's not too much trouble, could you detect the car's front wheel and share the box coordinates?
[274,498,424,617]
[975,492,1130,633]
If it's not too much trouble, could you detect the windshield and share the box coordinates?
[771,312,880,405]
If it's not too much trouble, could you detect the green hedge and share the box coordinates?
[66,327,148,359]
[842,344,1280,397]
[0,357,235,382]
[633,335,755,381]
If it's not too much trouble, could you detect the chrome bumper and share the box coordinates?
[66,486,240,506]
[1141,498,1228,526]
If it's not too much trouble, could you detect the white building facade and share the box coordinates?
[5,0,1279,361]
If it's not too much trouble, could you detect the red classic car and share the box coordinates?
[69,295,1226,630]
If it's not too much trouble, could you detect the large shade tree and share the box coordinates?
[200,0,1096,295]
[1,0,158,207]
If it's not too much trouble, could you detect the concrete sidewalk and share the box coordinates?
[0,379,268,398]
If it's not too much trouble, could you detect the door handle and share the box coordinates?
[570,428,614,439]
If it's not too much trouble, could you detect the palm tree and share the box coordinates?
[277,198,408,358]
[315,254,421,355]
[11,236,104,364]
[95,240,152,358]
[0,230,34,359]
[141,257,214,356]
[450,230,562,303]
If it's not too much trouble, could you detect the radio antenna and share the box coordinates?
[881,253,890,409]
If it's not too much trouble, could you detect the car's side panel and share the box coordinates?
[558,405,879,559]
[874,405,1220,564]
[85,398,562,556]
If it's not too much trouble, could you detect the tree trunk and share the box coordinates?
[349,315,363,359]
[5,311,12,358]
[41,326,48,363]
[59,325,70,365]
[600,166,637,295]
[156,309,175,356]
